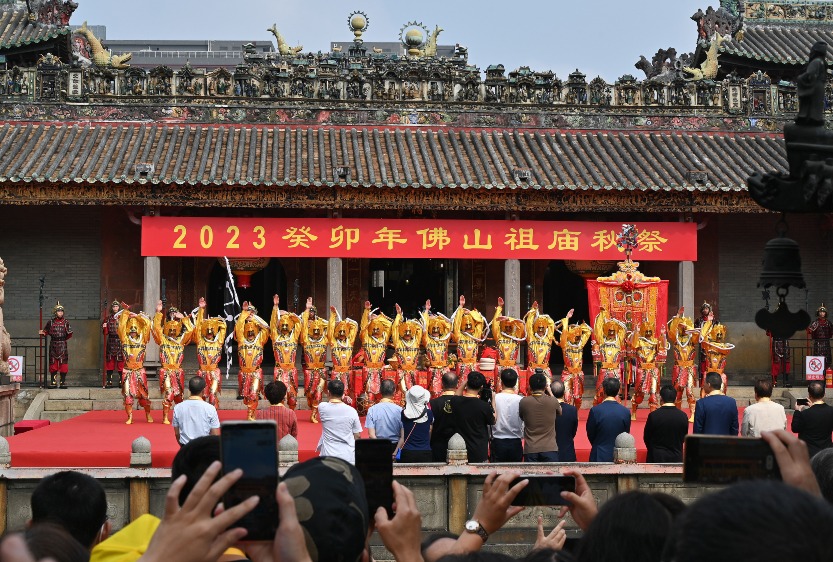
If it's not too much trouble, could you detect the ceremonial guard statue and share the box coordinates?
[525,301,556,385]
[270,294,302,409]
[557,309,592,409]
[151,301,194,424]
[808,304,833,371]
[392,303,423,396]
[699,311,735,395]
[491,297,526,392]
[630,321,668,420]
[452,295,488,387]
[194,297,226,408]
[668,307,699,421]
[421,299,452,398]
[115,303,153,424]
[235,302,270,421]
[329,306,358,402]
[102,300,124,387]
[591,306,626,405]
[301,298,329,422]
[40,301,73,388]
[360,300,393,405]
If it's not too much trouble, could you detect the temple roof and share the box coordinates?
[0,122,786,191]
[720,23,833,65]
[0,7,69,51]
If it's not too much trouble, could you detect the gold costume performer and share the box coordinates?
[235,302,270,421]
[360,301,394,405]
[491,297,526,392]
[115,304,153,425]
[592,307,627,406]
[270,294,302,410]
[194,297,226,409]
[452,295,488,388]
[668,307,700,422]
[301,298,329,423]
[557,309,592,409]
[151,301,195,424]
[525,301,556,385]
[329,306,359,402]
[699,312,735,397]
[630,321,668,420]
[392,303,424,396]
[421,299,452,398]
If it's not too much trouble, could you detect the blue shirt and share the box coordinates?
[365,401,403,442]
[402,410,434,451]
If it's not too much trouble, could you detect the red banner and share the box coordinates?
[141,217,697,260]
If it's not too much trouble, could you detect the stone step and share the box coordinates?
[41,410,89,423]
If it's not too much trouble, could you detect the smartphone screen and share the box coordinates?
[355,438,394,518]
[220,420,279,540]
[683,435,781,484]
[509,475,576,506]
[796,398,810,406]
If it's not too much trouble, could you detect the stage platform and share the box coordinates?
[6,407,797,468]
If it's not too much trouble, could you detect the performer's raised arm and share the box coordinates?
[391,303,403,347]
[360,300,371,338]
[452,295,465,342]
[151,301,165,345]
[180,313,195,345]
[524,301,538,344]
[492,297,504,341]
[593,306,608,345]
[327,306,338,344]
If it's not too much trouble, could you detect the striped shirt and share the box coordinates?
[255,404,298,441]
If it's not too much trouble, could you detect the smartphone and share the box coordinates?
[509,475,576,506]
[683,435,781,484]
[796,398,810,406]
[355,438,394,518]
[220,420,279,540]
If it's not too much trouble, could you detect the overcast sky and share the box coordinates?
[73,0,706,81]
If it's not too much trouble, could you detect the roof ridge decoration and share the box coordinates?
[744,1,833,23]
[15,0,76,26]
[74,21,131,69]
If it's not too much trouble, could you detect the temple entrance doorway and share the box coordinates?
[368,258,455,319]
[542,260,594,368]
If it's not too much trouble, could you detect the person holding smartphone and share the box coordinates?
[791,380,833,457]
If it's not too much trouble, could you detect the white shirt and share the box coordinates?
[317,401,362,464]
[172,398,220,445]
[741,399,787,437]
[493,392,524,439]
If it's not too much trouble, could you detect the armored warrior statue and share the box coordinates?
[102,300,124,387]
[115,303,153,424]
[421,299,452,398]
[629,321,668,420]
[808,304,833,371]
[557,309,592,409]
[452,295,488,387]
[525,301,556,385]
[699,311,735,395]
[301,298,329,422]
[39,301,73,388]
[491,297,526,392]
[151,301,195,424]
[591,306,626,406]
[329,306,359,402]
[767,330,791,387]
[392,303,423,396]
[694,301,716,386]
[360,300,394,405]
[235,301,270,421]
[668,307,699,422]
[270,294,302,409]
[194,297,226,409]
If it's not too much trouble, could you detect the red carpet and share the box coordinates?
[6,408,795,467]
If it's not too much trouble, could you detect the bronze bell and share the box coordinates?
[757,236,806,290]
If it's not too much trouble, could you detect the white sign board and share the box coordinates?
[8,356,23,382]
[806,355,825,380]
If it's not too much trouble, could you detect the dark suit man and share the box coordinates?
[586,377,631,462]
[551,380,578,462]
[791,381,833,458]
[693,372,739,436]
[644,385,689,462]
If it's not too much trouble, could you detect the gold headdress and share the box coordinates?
[818,303,827,315]
[201,317,224,338]
[427,315,450,337]
[709,323,727,341]
[398,319,421,340]
[499,318,525,337]
[700,301,712,313]
[52,301,64,315]
[111,300,121,308]
[307,317,327,338]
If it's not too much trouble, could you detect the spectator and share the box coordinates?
[430,371,459,462]
[693,371,738,436]
[811,448,833,504]
[791,380,833,457]
[170,435,221,506]
[741,378,786,437]
[29,470,110,550]
[366,379,403,446]
[172,376,220,446]
[586,377,631,462]
[519,371,562,462]
[491,369,524,462]
[397,385,434,462]
[644,385,689,463]
[450,372,496,463]
[255,381,298,441]
[23,524,90,562]
[551,380,578,462]
[317,379,362,464]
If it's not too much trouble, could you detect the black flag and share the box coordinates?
[222,257,240,376]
